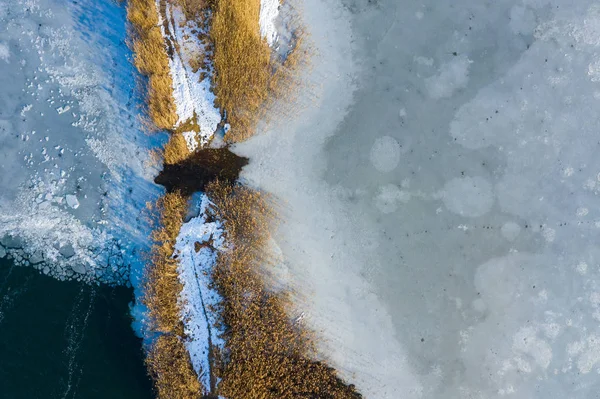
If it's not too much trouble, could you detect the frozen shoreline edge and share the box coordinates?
[147,0,281,392]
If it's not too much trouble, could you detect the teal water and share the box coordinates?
[0,258,153,399]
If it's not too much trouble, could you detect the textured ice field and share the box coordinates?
[0,0,163,285]
[237,0,600,398]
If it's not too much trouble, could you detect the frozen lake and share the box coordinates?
[0,0,163,286]
[4,0,600,397]
[238,0,600,397]
[0,0,160,396]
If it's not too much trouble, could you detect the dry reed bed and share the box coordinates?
[162,133,190,165]
[173,0,207,20]
[207,181,362,398]
[209,0,273,142]
[128,0,191,169]
[127,0,178,130]
[143,193,204,398]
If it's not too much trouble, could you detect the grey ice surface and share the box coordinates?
[0,0,163,284]
[238,0,600,398]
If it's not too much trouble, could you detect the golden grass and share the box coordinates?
[133,28,170,76]
[209,0,272,142]
[147,334,203,399]
[144,193,187,334]
[171,0,207,19]
[143,192,204,398]
[127,0,159,31]
[128,0,178,130]
[206,181,362,398]
[163,133,191,165]
[162,116,206,166]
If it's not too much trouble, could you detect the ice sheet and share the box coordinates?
[0,0,163,285]
[236,0,600,397]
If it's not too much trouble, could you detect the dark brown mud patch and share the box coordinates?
[155,148,248,195]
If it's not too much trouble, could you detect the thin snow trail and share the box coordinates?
[174,195,226,393]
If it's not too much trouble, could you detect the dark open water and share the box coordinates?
[0,258,153,399]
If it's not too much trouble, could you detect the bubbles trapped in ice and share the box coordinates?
[369,136,401,173]
[441,176,494,218]
[375,184,411,214]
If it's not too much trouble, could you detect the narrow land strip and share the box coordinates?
[127,0,362,397]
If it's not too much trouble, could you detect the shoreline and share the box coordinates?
[5,1,600,397]
[127,0,363,397]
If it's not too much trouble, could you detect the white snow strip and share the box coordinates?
[164,3,221,145]
[259,0,280,46]
[174,195,226,391]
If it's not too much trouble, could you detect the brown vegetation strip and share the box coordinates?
[207,181,362,399]
[127,0,178,130]
[127,1,212,397]
[143,193,204,398]
[209,0,273,142]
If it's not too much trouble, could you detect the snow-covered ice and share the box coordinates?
[235,0,600,398]
[425,55,472,99]
[440,176,494,218]
[0,0,163,286]
[65,194,80,210]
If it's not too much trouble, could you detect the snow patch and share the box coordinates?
[174,195,226,391]
[56,105,71,114]
[163,3,221,144]
[0,42,9,62]
[182,131,199,152]
[259,0,280,46]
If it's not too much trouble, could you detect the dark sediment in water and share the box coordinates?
[154,148,248,195]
